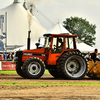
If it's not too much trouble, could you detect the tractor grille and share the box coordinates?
[15,51,23,62]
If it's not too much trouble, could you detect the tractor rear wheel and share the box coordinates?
[16,62,27,78]
[57,51,88,79]
[22,57,45,79]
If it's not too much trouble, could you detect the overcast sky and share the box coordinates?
[0,0,100,49]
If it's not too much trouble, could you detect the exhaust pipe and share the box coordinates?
[27,30,31,50]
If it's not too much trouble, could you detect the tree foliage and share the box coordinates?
[63,17,96,46]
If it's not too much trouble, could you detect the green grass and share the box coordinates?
[0,70,100,86]
[44,70,50,74]
[0,70,50,75]
[0,70,17,75]
[0,82,100,86]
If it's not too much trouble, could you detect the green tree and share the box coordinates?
[63,17,96,46]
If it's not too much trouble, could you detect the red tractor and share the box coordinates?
[15,33,88,79]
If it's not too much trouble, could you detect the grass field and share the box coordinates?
[0,81,100,86]
[0,70,100,86]
[0,70,50,75]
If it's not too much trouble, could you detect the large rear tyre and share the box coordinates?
[16,62,27,78]
[22,57,45,79]
[57,51,88,79]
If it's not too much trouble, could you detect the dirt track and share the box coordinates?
[0,74,100,100]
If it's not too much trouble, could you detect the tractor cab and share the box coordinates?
[37,33,77,53]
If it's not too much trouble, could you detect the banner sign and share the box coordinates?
[0,61,1,70]
[1,61,16,70]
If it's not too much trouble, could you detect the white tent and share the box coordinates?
[76,42,96,53]
[46,22,70,34]
[14,39,38,51]
[0,0,47,50]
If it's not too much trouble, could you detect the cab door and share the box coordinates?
[47,36,64,65]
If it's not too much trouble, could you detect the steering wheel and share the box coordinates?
[53,45,57,52]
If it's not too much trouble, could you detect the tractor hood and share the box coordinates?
[22,48,47,55]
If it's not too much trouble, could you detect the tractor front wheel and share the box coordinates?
[16,62,27,78]
[22,57,45,79]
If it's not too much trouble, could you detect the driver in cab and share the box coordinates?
[54,38,63,53]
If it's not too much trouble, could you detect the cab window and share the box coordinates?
[52,37,64,53]
[65,37,75,49]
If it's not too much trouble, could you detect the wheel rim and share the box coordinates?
[65,55,87,78]
[28,61,41,75]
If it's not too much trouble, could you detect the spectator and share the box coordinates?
[85,52,91,61]
[91,49,100,62]
[0,54,3,61]
[2,51,6,61]
[12,52,16,61]
[7,52,13,61]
